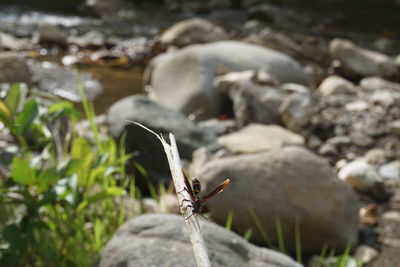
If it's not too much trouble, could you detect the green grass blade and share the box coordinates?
[317,243,329,267]
[248,208,271,246]
[337,243,352,267]
[243,228,253,241]
[225,211,233,230]
[275,216,286,254]
[159,183,169,213]
[118,131,128,181]
[78,81,101,150]
[294,219,302,264]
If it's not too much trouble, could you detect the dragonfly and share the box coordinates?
[179,170,230,220]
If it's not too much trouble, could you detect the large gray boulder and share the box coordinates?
[96,214,303,267]
[107,95,217,183]
[192,146,359,254]
[146,41,310,120]
[329,38,398,78]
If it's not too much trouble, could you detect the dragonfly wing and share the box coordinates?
[200,179,230,205]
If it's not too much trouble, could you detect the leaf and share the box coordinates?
[3,225,27,252]
[48,101,80,120]
[88,166,106,186]
[11,157,35,185]
[37,168,60,192]
[85,186,124,204]
[63,159,83,176]
[5,83,26,115]
[107,186,124,196]
[0,99,13,128]
[14,99,39,135]
[71,137,91,160]
[76,154,93,186]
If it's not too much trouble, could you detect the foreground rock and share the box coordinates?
[96,214,302,267]
[0,52,32,84]
[160,18,227,48]
[329,38,398,78]
[107,95,216,183]
[146,41,310,119]
[192,146,359,254]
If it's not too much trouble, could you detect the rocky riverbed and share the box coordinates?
[1,1,400,266]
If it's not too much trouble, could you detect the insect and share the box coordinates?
[179,171,230,220]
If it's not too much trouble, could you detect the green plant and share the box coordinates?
[246,209,358,266]
[247,208,271,247]
[294,218,302,264]
[225,211,233,231]
[0,84,136,266]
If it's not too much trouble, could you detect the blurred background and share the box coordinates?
[0,1,400,267]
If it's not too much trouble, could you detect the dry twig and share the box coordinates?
[128,121,211,267]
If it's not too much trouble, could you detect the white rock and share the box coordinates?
[318,75,355,96]
[396,54,400,68]
[360,77,400,105]
[365,148,385,164]
[370,90,397,106]
[379,161,400,179]
[281,82,310,94]
[345,100,369,112]
[389,120,400,136]
[329,38,398,77]
[34,22,68,44]
[146,41,310,119]
[279,92,314,132]
[0,32,33,50]
[338,159,381,192]
[160,18,227,48]
[67,30,105,47]
[359,76,400,92]
[213,70,255,94]
[255,68,280,86]
[354,245,378,265]
[214,70,284,127]
[61,55,79,66]
[382,211,400,222]
[217,123,304,154]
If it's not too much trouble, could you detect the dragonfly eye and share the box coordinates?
[192,178,201,195]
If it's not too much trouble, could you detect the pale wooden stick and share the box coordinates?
[128,121,211,267]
